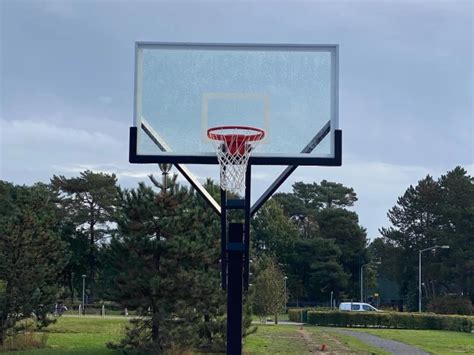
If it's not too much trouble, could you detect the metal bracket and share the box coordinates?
[131,120,221,215]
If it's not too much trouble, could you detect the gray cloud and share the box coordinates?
[1,0,472,239]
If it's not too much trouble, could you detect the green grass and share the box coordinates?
[251,313,289,322]
[244,325,308,353]
[244,324,387,354]
[310,327,388,355]
[1,317,128,354]
[349,328,474,354]
[5,316,467,354]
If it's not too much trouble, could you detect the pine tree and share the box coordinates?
[252,199,299,262]
[378,168,474,309]
[0,182,68,344]
[379,175,443,309]
[104,179,228,353]
[288,237,348,301]
[270,180,367,300]
[51,170,119,301]
[437,167,474,300]
[316,208,368,299]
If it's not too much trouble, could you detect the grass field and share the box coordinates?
[1,316,472,354]
[245,324,387,354]
[349,328,474,355]
[0,317,128,354]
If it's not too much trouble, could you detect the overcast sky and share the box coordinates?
[1,0,473,239]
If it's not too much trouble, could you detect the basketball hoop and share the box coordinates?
[208,126,265,193]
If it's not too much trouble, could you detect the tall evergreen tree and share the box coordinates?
[104,179,227,353]
[287,237,348,302]
[252,199,299,263]
[51,170,119,300]
[437,167,474,299]
[293,180,357,209]
[316,208,368,299]
[0,182,68,344]
[272,180,367,300]
[378,167,474,308]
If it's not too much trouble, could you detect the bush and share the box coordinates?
[427,296,472,315]
[0,332,48,352]
[288,307,335,322]
[288,308,304,322]
[306,311,473,332]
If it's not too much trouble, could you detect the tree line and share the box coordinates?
[372,166,474,311]
[1,166,472,351]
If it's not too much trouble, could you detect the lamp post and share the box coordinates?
[283,276,288,312]
[418,245,449,312]
[360,261,381,302]
[81,274,86,315]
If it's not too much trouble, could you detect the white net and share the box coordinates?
[208,127,264,194]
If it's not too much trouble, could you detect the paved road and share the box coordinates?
[330,329,429,355]
[63,314,132,319]
[251,320,303,326]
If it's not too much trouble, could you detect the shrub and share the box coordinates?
[0,332,48,352]
[306,311,473,332]
[288,308,304,322]
[427,296,472,315]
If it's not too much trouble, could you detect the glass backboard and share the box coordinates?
[130,42,340,166]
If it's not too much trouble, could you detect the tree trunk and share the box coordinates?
[69,272,74,304]
[151,310,161,352]
[151,318,159,341]
[204,314,211,343]
[0,325,4,346]
[274,313,278,324]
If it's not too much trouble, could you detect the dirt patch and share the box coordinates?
[319,331,352,353]
[297,327,352,354]
[298,327,321,352]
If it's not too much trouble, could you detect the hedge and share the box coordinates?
[306,311,473,332]
[428,295,473,315]
[288,308,334,322]
[288,308,305,322]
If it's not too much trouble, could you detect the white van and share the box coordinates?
[339,302,380,312]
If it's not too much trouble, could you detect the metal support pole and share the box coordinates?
[418,250,422,312]
[360,265,364,302]
[418,245,448,312]
[221,189,227,290]
[243,165,251,290]
[71,272,75,304]
[227,223,244,355]
[81,275,86,315]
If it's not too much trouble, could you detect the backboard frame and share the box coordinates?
[128,42,343,354]
[129,42,341,166]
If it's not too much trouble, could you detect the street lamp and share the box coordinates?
[418,245,449,312]
[283,276,288,312]
[81,274,86,315]
[360,261,381,302]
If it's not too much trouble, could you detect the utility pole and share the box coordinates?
[360,260,381,302]
[82,274,86,315]
[418,245,449,312]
